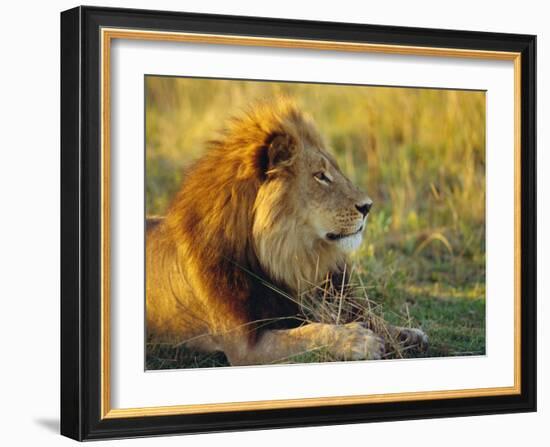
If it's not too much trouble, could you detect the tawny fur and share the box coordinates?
[146,98,388,365]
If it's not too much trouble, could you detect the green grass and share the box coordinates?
[144,76,486,369]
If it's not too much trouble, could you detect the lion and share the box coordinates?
[146,98,427,366]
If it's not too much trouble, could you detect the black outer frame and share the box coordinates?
[60,5,537,441]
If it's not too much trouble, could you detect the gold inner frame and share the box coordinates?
[100,27,522,419]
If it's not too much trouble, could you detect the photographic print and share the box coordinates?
[145,77,486,369]
[61,8,536,439]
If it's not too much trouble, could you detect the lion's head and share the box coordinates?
[166,98,372,295]
[250,100,372,292]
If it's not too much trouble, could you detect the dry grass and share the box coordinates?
[295,268,425,362]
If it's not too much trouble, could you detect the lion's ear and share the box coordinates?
[265,133,297,173]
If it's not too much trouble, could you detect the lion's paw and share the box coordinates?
[331,322,385,361]
[396,327,429,352]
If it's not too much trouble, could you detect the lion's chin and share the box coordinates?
[336,232,363,253]
[327,231,363,253]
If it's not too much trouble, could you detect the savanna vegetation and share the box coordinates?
[145,76,486,369]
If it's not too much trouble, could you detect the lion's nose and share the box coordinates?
[355,201,372,217]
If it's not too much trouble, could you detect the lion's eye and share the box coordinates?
[314,172,332,185]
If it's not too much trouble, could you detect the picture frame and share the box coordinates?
[60,5,536,441]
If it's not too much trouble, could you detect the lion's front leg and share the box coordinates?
[223,322,385,366]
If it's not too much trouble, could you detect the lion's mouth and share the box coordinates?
[326,225,364,241]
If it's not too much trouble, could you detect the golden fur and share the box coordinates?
[146,98,423,365]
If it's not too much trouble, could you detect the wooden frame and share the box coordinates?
[61,5,536,441]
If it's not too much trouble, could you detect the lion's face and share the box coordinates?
[239,101,372,291]
[296,146,372,253]
[253,137,371,290]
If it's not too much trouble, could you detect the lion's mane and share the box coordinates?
[146,99,345,344]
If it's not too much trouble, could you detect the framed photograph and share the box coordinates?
[60,5,536,441]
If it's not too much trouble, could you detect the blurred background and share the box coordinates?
[145,76,486,366]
